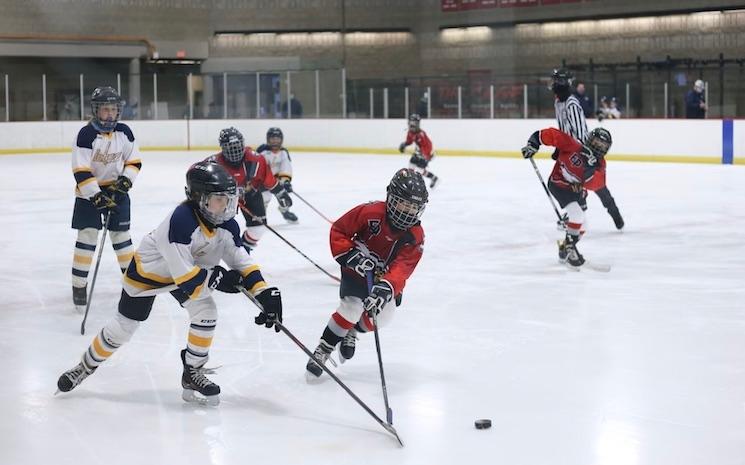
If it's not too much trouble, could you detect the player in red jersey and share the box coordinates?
[205,127,293,253]
[398,114,439,188]
[522,126,612,268]
[305,168,428,381]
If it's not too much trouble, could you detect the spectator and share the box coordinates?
[416,93,428,117]
[685,79,707,119]
[596,96,620,120]
[574,82,594,118]
[281,94,303,118]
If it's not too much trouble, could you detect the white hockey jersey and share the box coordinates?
[122,203,267,301]
[72,122,141,199]
[256,145,293,181]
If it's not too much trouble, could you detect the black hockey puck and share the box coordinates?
[474,419,492,430]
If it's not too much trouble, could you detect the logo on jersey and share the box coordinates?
[368,219,382,236]
[569,153,583,167]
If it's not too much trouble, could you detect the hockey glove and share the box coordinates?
[521,131,541,159]
[207,265,242,294]
[111,175,133,194]
[341,249,376,278]
[91,191,117,210]
[255,287,282,332]
[363,281,393,317]
[398,142,407,153]
[409,153,428,169]
[281,180,293,193]
[270,184,293,209]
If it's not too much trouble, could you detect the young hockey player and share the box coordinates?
[551,68,624,230]
[398,114,439,188]
[256,127,298,223]
[207,127,292,253]
[522,126,613,268]
[305,168,428,381]
[57,161,283,406]
[71,86,141,312]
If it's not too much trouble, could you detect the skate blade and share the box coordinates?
[182,388,219,406]
[74,305,86,314]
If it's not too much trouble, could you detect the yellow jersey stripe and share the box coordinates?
[73,166,92,174]
[240,264,260,277]
[249,280,267,295]
[133,253,173,284]
[123,274,160,290]
[175,266,201,285]
[77,177,97,188]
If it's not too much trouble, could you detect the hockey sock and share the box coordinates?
[321,311,355,347]
[109,231,134,273]
[185,322,215,367]
[72,228,98,288]
[354,314,376,333]
[424,172,435,179]
[82,313,139,369]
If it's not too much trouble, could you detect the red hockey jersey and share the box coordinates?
[206,148,278,192]
[330,201,424,296]
[405,129,434,159]
[539,127,596,189]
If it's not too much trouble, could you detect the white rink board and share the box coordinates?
[0,118,736,162]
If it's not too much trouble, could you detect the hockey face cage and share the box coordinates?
[221,138,245,165]
[194,190,239,226]
[386,192,426,230]
[91,101,122,132]
[587,129,612,158]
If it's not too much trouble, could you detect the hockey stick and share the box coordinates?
[237,286,404,447]
[366,271,395,426]
[291,190,334,224]
[239,204,340,283]
[80,211,111,335]
[528,157,564,224]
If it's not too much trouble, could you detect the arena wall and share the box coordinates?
[0,119,740,164]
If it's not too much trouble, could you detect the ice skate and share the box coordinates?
[563,237,585,270]
[280,207,299,224]
[72,285,87,313]
[181,350,220,406]
[305,341,334,383]
[429,175,439,189]
[609,207,624,230]
[56,359,96,394]
[338,329,357,364]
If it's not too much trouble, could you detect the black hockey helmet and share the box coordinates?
[218,127,245,166]
[90,86,122,132]
[550,68,574,96]
[587,127,612,158]
[185,161,239,226]
[386,168,428,230]
[266,127,283,149]
[408,113,421,132]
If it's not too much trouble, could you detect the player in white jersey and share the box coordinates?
[256,127,297,223]
[71,87,141,312]
[551,69,624,230]
[56,161,284,406]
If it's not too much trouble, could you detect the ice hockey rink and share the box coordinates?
[1,150,744,465]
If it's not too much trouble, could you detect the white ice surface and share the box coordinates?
[1,151,744,465]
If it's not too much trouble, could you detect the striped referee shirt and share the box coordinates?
[555,95,588,143]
